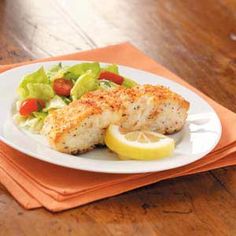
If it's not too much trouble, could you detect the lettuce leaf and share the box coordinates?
[48,63,62,73]
[47,63,65,81]
[33,111,48,120]
[71,70,98,100]
[43,95,67,112]
[61,96,72,105]
[17,67,54,101]
[26,83,54,101]
[99,79,118,90]
[102,64,137,88]
[102,64,119,74]
[14,112,47,134]
[65,62,101,80]
[122,77,137,88]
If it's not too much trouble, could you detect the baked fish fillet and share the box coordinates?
[42,85,190,154]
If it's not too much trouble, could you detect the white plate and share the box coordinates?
[0,60,222,174]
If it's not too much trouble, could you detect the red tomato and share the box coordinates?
[53,78,73,96]
[98,71,124,85]
[19,98,46,116]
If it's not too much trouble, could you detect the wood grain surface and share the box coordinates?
[0,0,236,235]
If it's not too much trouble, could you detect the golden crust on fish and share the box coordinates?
[42,85,190,154]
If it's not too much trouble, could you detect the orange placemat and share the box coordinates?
[0,42,235,211]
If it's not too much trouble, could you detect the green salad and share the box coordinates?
[14,62,137,133]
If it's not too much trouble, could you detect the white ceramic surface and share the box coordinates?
[0,61,222,173]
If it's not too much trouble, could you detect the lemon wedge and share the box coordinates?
[105,125,175,160]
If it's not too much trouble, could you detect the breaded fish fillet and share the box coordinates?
[42,85,189,154]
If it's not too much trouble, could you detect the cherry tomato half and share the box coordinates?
[19,98,46,116]
[53,78,73,97]
[98,71,124,85]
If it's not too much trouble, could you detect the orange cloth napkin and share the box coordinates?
[0,43,235,211]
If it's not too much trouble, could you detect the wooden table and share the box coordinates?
[0,0,235,235]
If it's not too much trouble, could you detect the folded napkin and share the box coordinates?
[0,43,235,211]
